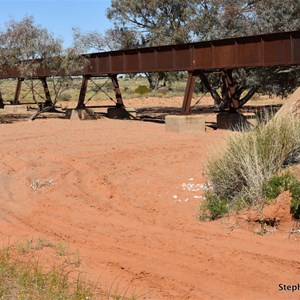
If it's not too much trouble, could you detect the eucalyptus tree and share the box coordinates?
[107,0,194,45]
[73,27,138,52]
[191,0,300,110]
[105,0,300,109]
[0,16,87,113]
[107,0,196,89]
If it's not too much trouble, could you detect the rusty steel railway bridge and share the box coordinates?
[1,30,300,114]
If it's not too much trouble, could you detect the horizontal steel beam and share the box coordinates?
[1,30,300,79]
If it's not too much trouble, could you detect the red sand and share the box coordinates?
[0,116,300,299]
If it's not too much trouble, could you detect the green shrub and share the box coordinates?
[263,172,300,219]
[207,115,300,207]
[199,193,229,220]
[59,92,72,101]
[201,115,300,221]
[202,171,300,221]
[89,86,100,93]
[263,172,295,200]
[134,85,151,95]
[289,181,300,219]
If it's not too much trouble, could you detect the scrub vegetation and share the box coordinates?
[0,240,137,300]
[200,115,300,220]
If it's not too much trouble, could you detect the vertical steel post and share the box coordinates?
[110,74,124,106]
[76,75,90,109]
[13,78,23,105]
[181,71,196,115]
[40,77,52,105]
[222,70,238,109]
[0,89,4,108]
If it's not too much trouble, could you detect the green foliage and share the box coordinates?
[263,173,300,219]
[200,0,300,103]
[199,193,229,221]
[0,16,88,107]
[106,0,300,108]
[59,92,72,101]
[205,113,300,221]
[106,1,195,90]
[263,173,295,200]
[289,182,300,219]
[107,0,191,45]
[207,115,300,208]
[134,85,151,95]
[203,171,300,221]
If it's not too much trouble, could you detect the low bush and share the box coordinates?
[289,181,300,219]
[134,85,151,95]
[59,92,72,101]
[199,193,229,220]
[263,172,295,200]
[263,173,300,219]
[201,115,300,220]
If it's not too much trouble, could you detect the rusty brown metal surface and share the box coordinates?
[1,30,300,116]
[84,30,300,76]
[221,70,239,109]
[0,30,300,79]
[13,78,23,104]
[110,74,124,106]
[181,72,197,115]
[76,75,90,109]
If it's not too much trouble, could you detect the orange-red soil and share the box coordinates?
[0,110,300,299]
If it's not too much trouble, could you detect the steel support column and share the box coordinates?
[222,70,238,109]
[13,78,23,105]
[181,72,196,115]
[110,74,124,106]
[0,90,4,108]
[76,75,90,109]
[40,77,52,105]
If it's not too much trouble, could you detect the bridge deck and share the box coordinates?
[0,30,300,79]
[85,30,300,76]
[1,30,300,115]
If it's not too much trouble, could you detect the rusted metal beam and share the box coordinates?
[40,77,52,105]
[1,30,300,79]
[0,90,4,108]
[221,70,239,109]
[181,72,196,115]
[84,30,300,75]
[1,30,300,116]
[76,75,90,109]
[13,78,24,105]
[110,74,124,106]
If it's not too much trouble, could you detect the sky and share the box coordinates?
[0,0,113,47]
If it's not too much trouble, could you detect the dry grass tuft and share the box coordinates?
[202,114,300,218]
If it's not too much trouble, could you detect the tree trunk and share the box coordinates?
[199,71,228,111]
[145,72,165,90]
[199,71,256,111]
[145,73,156,90]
